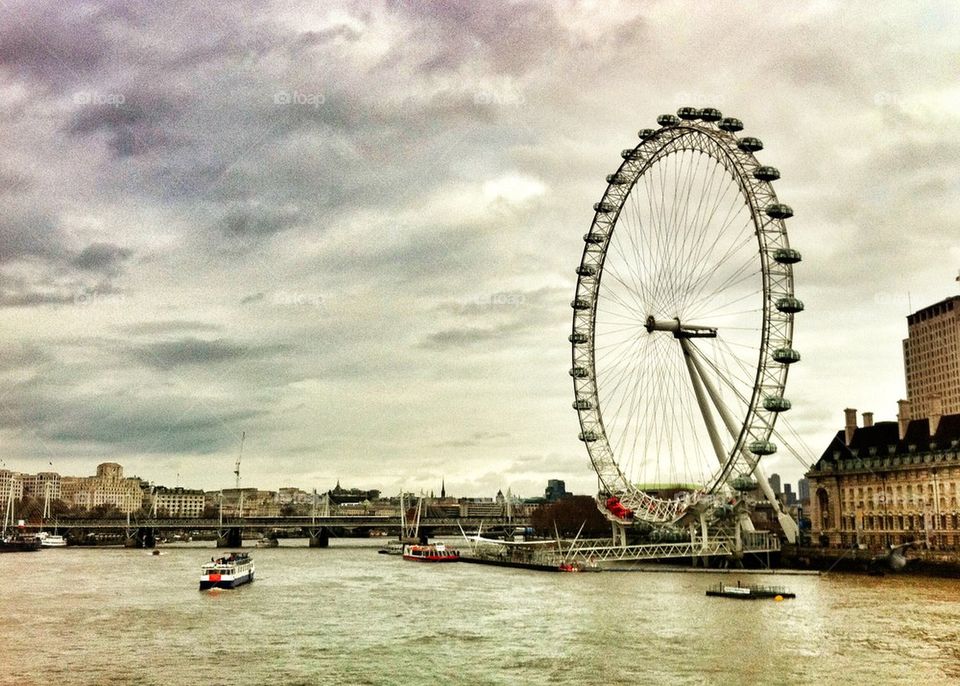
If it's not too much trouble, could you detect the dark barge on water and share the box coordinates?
[705,582,795,600]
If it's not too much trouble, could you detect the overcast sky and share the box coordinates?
[1,1,958,498]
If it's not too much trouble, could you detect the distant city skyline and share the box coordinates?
[2,3,959,496]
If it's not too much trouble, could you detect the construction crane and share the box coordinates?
[234,431,245,488]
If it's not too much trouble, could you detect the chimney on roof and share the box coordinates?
[844,408,858,445]
[862,412,874,428]
[930,394,943,435]
[897,399,911,441]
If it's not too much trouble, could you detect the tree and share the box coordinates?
[529,495,609,538]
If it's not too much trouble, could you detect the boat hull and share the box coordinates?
[199,571,255,590]
[402,554,460,562]
[0,539,42,553]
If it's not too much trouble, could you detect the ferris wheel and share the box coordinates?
[570,107,801,538]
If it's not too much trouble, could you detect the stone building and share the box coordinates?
[807,409,960,549]
[0,470,24,510]
[152,487,205,518]
[61,462,144,514]
[21,472,62,501]
[903,295,960,420]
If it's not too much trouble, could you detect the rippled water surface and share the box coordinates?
[2,539,959,685]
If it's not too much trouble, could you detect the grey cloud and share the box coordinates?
[121,321,222,336]
[128,337,294,370]
[71,242,132,276]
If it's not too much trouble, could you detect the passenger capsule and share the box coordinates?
[576,264,597,277]
[657,114,680,127]
[731,476,757,492]
[718,117,743,132]
[773,248,802,264]
[572,399,592,410]
[606,173,630,185]
[593,201,616,213]
[677,106,700,120]
[569,332,589,344]
[578,431,598,442]
[749,440,777,456]
[776,296,804,314]
[571,298,591,310]
[637,128,657,140]
[772,347,801,364]
[754,166,780,181]
[583,232,604,244]
[621,148,643,160]
[737,137,763,152]
[698,107,722,122]
[569,367,589,378]
[763,396,792,412]
[765,203,794,219]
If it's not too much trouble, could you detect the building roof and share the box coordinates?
[907,295,959,326]
[812,414,960,468]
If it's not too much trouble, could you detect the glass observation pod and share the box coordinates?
[776,296,805,314]
[593,201,616,213]
[749,440,778,456]
[622,148,643,160]
[763,396,792,412]
[731,475,758,492]
[569,367,589,378]
[765,203,794,219]
[772,347,801,364]
[737,137,763,152]
[637,128,657,140]
[578,431,599,442]
[606,173,630,185]
[572,399,592,410]
[698,107,722,122]
[718,117,744,132]
[571,298,591,310]
[754,165,780,181]
[569,332,589,344]
[576,264,597,277]
[773,248,802,264]
[677,106,700,120]
[583,232,604,244]
[657,114,680,127]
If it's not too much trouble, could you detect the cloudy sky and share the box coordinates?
[1,1,958,498]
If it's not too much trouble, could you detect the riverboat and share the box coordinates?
[199,552,255,590]
[705,582,795,600]
[37,532,67,547]
[402,542,460,562]
[0,533,41,553]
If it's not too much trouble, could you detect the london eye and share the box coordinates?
[570,107,801,540]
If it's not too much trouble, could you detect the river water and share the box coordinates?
[2,538,958,685]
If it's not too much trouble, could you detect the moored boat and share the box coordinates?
[0,533,41,553]
[705,581,795,600]
[402,542,460,562]
[37,532,67,547]
[200,552,255,589]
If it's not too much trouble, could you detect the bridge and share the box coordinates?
[26,514,528,548]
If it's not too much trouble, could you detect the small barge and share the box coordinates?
[200,552,255,590]
[705,582,795,600]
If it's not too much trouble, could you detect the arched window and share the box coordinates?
[817,488,832,529]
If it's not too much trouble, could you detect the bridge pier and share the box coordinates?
[124,528,156,548]
[308,527,329,548]
[217,527,243,548]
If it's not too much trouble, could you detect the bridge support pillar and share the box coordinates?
[217,527,243,548]
[124,531,138,548]
[309,528,329,548]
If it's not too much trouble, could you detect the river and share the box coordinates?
[2,538,958,685]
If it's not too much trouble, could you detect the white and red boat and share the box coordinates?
[402,542,460,562]
[199,552,255,590]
